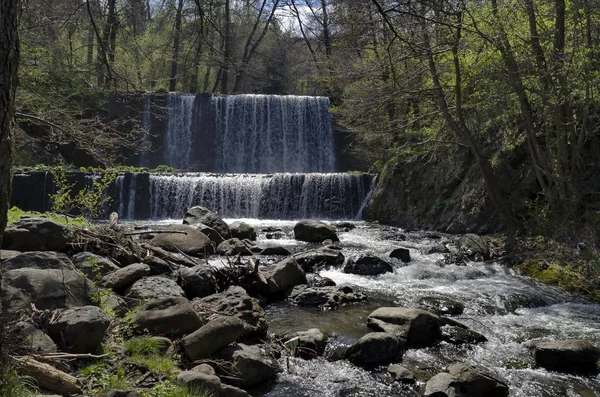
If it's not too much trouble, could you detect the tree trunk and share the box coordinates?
[221,0,231,94]
[0,0,19,292]
[169,0,185,92]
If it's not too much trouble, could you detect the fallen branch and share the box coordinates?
[41,352,110,360]
[141,243,197,267]
[125,230,189,236]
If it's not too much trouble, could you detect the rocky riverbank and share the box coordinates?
[1,208,599,396]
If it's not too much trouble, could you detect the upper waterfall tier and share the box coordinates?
[213,95,335,173]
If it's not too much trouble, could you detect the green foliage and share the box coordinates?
[7,206,88,227]
[90,289,118,318]
[125,336,162,357]
[0,363,39,397]
[79,362,129,395]
[141,380,216,397]
[125,337,177,377]
[150,165,178,173]
[48,167,117,220]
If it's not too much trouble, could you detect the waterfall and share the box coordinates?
[165,93,196,169]
[213,95,335,173]
[116,175,126,217]
[146,173,374,220]
[139,94,152,168]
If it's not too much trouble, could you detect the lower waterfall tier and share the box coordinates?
[117,172,375,220]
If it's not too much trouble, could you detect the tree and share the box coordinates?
[0,0,20,248]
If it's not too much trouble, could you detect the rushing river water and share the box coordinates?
[210,219,600,397]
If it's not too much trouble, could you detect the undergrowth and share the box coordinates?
[7,206,89,227]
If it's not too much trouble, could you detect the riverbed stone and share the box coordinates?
[195,223,225,245]
[125,276,186,300]
[286,328,329,358]
[182,315,245,360]
[217,238,253,256]
[0,249,21,262]
[2,218,73,252]
[102,263,150,291]
[218,343,279,387]
[306,273,336,287]
[262,257,307,295]
[133,297,204,338]
[150,224,214,256]
[230,221,257,241]
[389,248,411,263]
[294,220,339,243]
[220,384,251,397]
[425,364,509,397]
[367,307,441,347]
[457,234,490,261]
[532,340,600,374]
[183,206,231,239]
[178,265,218,299]
[142,255,172,275]
[418,297,465,316]
[388,364,415,383]
[344,254,393,276]
[1,251,96,314]
[16,322,58,353]
[294,246,345,272]
[192,286,268,337]
[345,332,405,367]
[47,306,110,353]
[71,252,120,281]
[440,324,487,345]
[260,246,292,256]
[176,370,221,395]
[288,284,367,309]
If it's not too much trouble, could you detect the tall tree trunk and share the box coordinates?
[87,22,94,65]
[0,0,19,265]
[169,0,185,92]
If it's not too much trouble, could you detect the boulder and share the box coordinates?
[418,297,465,316]
[230,221,257,241]
[16,322,58,353]
[102,263,150,291]
[532,340,600,374]
[424,372,457,397]
[195,223,225,245]
[442,363,508,397]
[150,224,214,256]
[142,255,172,275]
[263,257,307,295]
[285,328,329,358]
[220,384,251,397]
[192,286,268,338]
[289,285,367,309]
[0,249,21,262]
[440,325,487,345]
[176,371,221,396]
[294,247,345,272]
[343,255,393,276]
[133,297,204,338]
[260,246,292,256]
[306,273,336,287]
[293,220,339,243]
[71,252,120,281]
[2,218,73,252]
[367,307,441,347]
[457,234,490,261]
[1,251,96,314]
[216,238,253,256]
[183,206,231,239]
[389,248,411,263]
[388,364,415,383]
[182,316,245,360]
[345,332,405,367]
[105,391,143,397]
[125,276,186,300]
[178,265,218,299]
[47,306,110,353]
[218,344,279,387]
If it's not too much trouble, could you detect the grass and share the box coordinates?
[0,363,39,397]
[142,380,217,397]
[79,362,129,395]
[125,336,178,377]
[7,206,89,227]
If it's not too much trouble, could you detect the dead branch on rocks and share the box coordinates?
[72,225,145,264]
[141,243,197,267]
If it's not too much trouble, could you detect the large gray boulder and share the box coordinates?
[142,255,172,275]
[343,254,393,276]
[2,218,73,252]
[367,307,441,347]
[0,249,21,262]
[418,297,465,316]
[293,220,339,243]
[218,344,279,387]
[195,223,226,245]
[125,276,186,300]
[220,384,251,397]
[457,234,490,261]
[150,224,214,256]
[425,363,509,397]
[294,247,345,272]
[345,332,405,367]
[178,265,218,299]
[16,322,58,353]
[71,252,120,281]
[176,370,221,396]
[183,206,231,240]
[1,251,96,314]
[389,248,411,263]
[47,306,110,353]
[102,263,150,291]
[262,257,307,295]
[133,297,204,338]
[192,286,268,338]
[532,340,600,374]
[288,284,367,309]
[230,221,256,241]
[285,328,329,358]
[217,238,253,256]
[182,315,245,360]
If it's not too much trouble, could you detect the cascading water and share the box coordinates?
[165,93,195,169]
[139,94,152,168]
[146,172,375,220]
[213,94,335,173]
